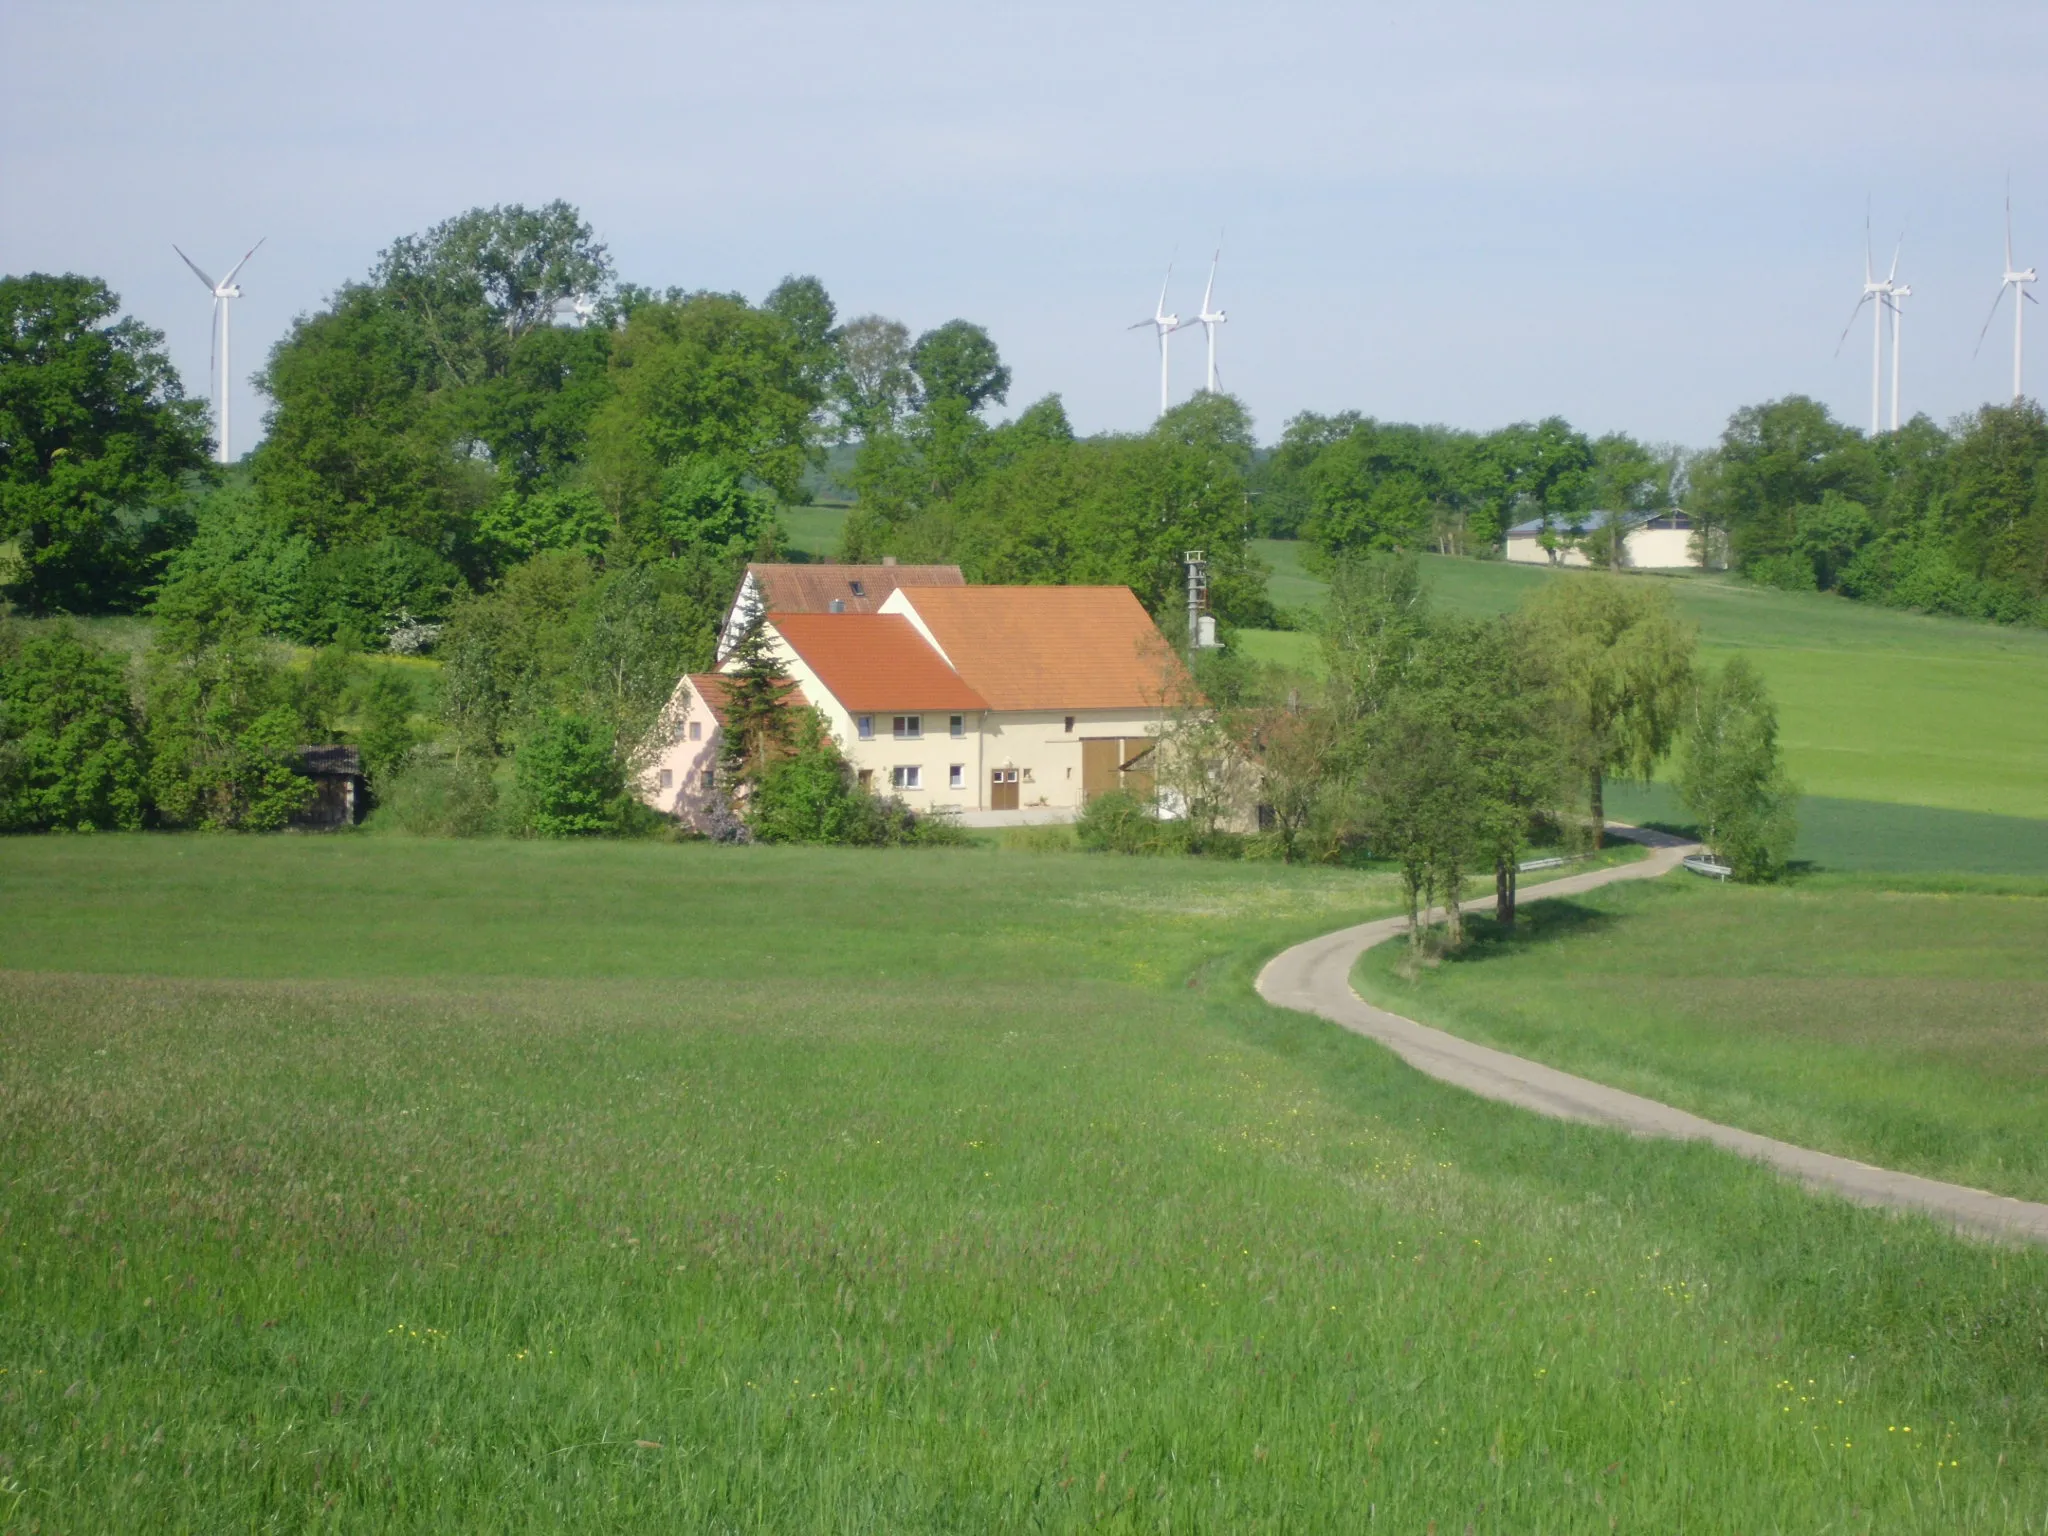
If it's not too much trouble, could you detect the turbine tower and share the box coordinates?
[1128,263,1183,416]
[1975,189,2038,402]
[1835,220,1900,435]
[1194,247,1227,393]
[1886,280,1910,432]
[174,238,265,463]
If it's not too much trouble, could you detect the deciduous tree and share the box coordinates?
[0,621,147,830]
[1678,656,1798,881]
[0,274,210,612]
[1520,575,1695,846]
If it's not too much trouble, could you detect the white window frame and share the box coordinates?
[856,715,874,740]
[892,715,922,740]
[949,714,965,738]
[948,764,964,789]
[892,764,922,790]
[687,719,702,741]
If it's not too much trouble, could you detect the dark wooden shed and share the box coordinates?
[292,745,366,829]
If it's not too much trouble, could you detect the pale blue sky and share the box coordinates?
[3,1,2042,453]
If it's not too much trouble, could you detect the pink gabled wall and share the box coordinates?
[636,678,727,830]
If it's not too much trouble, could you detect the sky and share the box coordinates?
[3,0,2043,455]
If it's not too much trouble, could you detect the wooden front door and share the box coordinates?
[990,768,1020,810]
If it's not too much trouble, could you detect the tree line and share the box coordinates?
[1,199,1272,647]
[1245,397,2047,626]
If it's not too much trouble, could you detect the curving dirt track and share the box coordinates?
[1254,834,2048,1248]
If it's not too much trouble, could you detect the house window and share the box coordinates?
[701,769,716,790]
[1064,715,1075,733]
[659,769,673,789]
[856,715,874,740]
[949,714,965,738]
[892,715,922,740]
[849,579,867,598]
[857,768,873,790]
[688,720,702,741]
[892,765,921,790]
[949,764,964,789]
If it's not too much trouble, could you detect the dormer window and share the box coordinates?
[849,580,866,598]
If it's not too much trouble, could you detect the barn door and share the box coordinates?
[1081,738,1122,801]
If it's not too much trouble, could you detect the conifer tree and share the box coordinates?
[717,616,795,786]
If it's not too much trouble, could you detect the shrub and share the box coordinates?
[513,713,621,837]
[748,709,967,847]
[353,667,421,783]
[0,621,147,831]
[1742,552,1817,592]
[142,582,313,830]
[374,751,500,837]
[1076,789,1166,855]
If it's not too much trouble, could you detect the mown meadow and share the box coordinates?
[1355,870,2048,1203]
[2,837,2045,1531]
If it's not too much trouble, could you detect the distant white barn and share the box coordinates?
[1503,510,1722,571]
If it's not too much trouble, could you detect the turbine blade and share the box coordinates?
[1864,211,1873,285]
[1887,231,1903,284]
[1973,285,2011,357]
[1157,264,1173,320]
[1834,293,1873,354]
[2007,184,2015,272]
[1201,250,1217,314]
[1128,319,1154,331]
[220,235,267,289]
[174,245,219,291]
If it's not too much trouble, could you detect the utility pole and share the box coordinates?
[1184,550,1211,655]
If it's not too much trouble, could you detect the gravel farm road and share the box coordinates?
[1255,830,2048,1248]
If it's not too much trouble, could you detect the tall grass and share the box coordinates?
[1,838,2043,1530]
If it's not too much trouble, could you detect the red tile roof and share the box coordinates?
[746,563,963,615]
[895,586,1181,711]
[764,613,988,712]
[688,672,805,727]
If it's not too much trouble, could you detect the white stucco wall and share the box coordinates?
[1504,525,1720,571]
[755,627,988,812]
[975,709,1166,810]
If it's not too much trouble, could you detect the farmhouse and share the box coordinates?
[716,559,965,659]
[642,584,1179,826]
[1503,510,1722,570]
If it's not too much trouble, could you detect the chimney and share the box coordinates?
[881,555,897,567]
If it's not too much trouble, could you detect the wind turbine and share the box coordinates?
[1128,263,1184,416]
[1974,189,2038,402]
[1193,247,1227,393]
[1835,219,1900,435]
[1886,279,1910,432]
[174,238,265,463]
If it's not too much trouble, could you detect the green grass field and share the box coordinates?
[1356,872,2048,1204]
[3,837,2046,1530]
[1240,546,2048,825]
[781,504,850,560]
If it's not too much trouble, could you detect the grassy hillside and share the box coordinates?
[2,837,2044,1530]
[1241,546,2048,822]
[1356,871,2048,1201]
[781,503,850,560]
